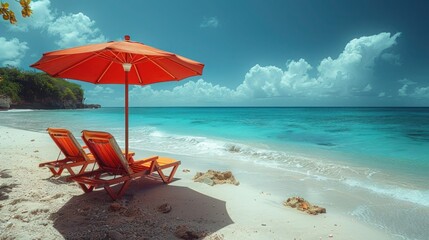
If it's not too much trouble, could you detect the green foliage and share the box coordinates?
[1,0,32,25]
[0,77,20,101]
[0,67,84,108]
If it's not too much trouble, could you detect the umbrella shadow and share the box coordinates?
[50,179,233,239]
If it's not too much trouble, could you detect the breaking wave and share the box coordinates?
[128,126,429,207]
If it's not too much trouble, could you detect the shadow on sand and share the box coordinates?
[50,178,233,239]
[43,175,71,185]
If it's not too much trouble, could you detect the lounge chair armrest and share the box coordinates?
[124,151,135,156]
[132,156,159,173]
[120,150,135,156]
[39,158,70,167]
[122,151,136,163]
[82,145,93,155]
[133,156,159,164]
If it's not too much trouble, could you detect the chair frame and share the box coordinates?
[39,128,96,176]
[70,130,180,200]
[69,158,157,199]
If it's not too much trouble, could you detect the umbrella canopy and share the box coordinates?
[31,35,204,157]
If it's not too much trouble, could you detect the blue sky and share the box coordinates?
[1,0,428,106]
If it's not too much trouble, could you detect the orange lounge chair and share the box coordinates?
[39,128,96,176]
[70,130,181,200]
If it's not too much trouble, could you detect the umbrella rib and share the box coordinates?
[165,56,203,75]
[147,58,177,80]
[118,52,127,63]
[30,54,74,67]
[132,55,172,65]
[97,50,125,64]
[101,51,138,65]
[134,66,143,84]
[115,52,123,62]
[127,53,135,63]
[96,61,114,83]
[131,55,148,64]
[52,53,99,77]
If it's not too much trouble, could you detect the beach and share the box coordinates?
[0,125,395,239]
[1,0,428,238]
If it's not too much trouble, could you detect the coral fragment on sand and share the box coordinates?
[283,196,326,215]
[157,203,172,213]
[193,170,239,186]
[174,225,206,240]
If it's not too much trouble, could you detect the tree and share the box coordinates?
[0,67,86,109]
[1,0,32,25]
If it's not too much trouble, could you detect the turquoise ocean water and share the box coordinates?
[1,107,428,239]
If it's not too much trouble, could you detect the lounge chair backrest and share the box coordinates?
[81,130,133,175]
[47,128,88,162]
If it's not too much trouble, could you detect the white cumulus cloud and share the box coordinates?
[200,17,219,28]
[398,78,416,85]
[237,59,317,98]
[381,52,401,65]
[125,32,404,106]
[5,0,105,48]
[363,84,372,92]
[398,84,429,98]
[130,79,240,106]
[237,64,285,98]
[6,0,55,31]
[398,84,409,96]
[0,37,29,66]
[84,86,116,104]
[47,12,107,48]
[87,86,114,96]
[316,32,401,95]
[29,0,55,29]
[412,86,429,98]
[236,32,401,99]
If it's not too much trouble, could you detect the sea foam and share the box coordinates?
[129,126,429,208]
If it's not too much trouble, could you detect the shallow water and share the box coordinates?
[1,107,428,239]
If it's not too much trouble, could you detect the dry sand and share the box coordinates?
[0,125,392,239]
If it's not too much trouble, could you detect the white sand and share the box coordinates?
[0,125,392,239]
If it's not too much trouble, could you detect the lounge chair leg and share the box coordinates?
[158,165,179,183]
[167,165,179,183]
[78,163,89,174]
[104,180,131,200]
[77,183,95,193]
[49,168,63,176]
[65,167,76,177]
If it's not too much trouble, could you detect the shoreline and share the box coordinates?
[0,125,394,239]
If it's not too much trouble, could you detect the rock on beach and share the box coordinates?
[193,170,240,186]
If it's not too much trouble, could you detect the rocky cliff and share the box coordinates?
[0,95,11,110]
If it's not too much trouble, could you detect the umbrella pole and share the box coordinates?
[125,70,129,160]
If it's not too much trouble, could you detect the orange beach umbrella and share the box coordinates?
[31,35,204,157]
